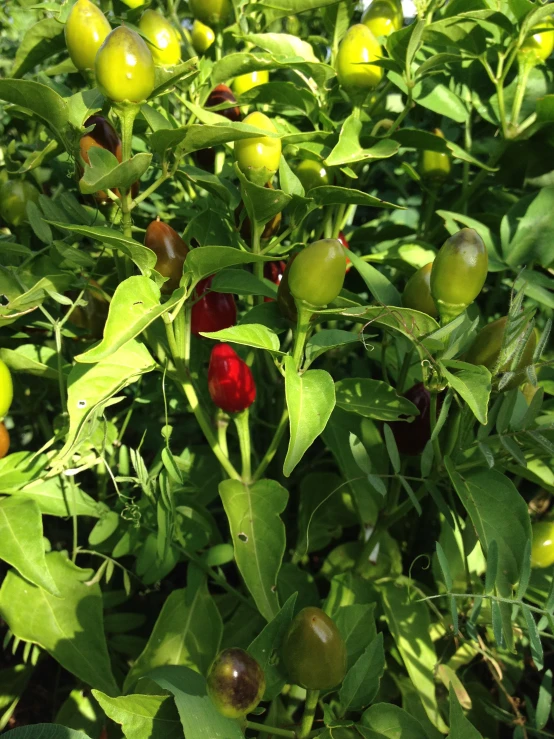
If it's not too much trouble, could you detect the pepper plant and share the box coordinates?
[0,0,554,738]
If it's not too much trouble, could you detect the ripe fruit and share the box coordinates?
[362,0,403,38]
[389,382,439,456]
[288,239,346,308]
[281,607,347,690]
[191,20,215,53]
[295,159,330,192]
[235,112,281,186]
[64,0,111,71]
[336,24,383,94]
[402,262,438,319]
[0,360,14,419]
[264,260,286,302]
[191,277,237,336]
[139,10,181,67]
[189,0,232,27]
[207,648,265,718]
[144,219,189,293]
[0,423,10,459]
[531,521,554,568]
[206,84,241,122]
[0,180,40,227]
[95,26,155,102]
[208,344,256,414]
[233,70,270,96]
[69,279,109,340]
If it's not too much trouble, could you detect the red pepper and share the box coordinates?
[389,382,442,456]
[264,260,286,303]
[206,84,241,122]
[208,343,256,413]
[191,276,237,336]
[338,231,352,271]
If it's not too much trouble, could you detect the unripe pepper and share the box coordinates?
[531,521,554,568]
[233,70,270,96]
[145,219,188,294]
[0,360,14,420]
[189,0,232,27]
[191,20,215,54]
[191,276,237,335]
[520,18,554,64]
[419,129,451,183]
[288,239,346,308]
[336,24,383,95]
[430,228,488,324]
[402,262,438,318]
[0,423,10,459]
[235,112,281,186]
[207,648,265,718]
[389,382,441,456]
[95,26,155,103]
[120,0,146,7]
[362,0,403,37]
[0,180,40,227]
[277,255,298,322]
[139,9,181,67]
[208,344,256,414]
[281,607,347,690]
[464,316,537,390]
[295,159,330,192]
[64,0,111,71]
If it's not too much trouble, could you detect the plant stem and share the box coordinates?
[299,690,319,739]
[430,391,442,466]
[245,721,296,738]
[292,302,314,371]
[510,56,533,135]
[252,408,289,482]
[234,409,252,482]
[54,321,67,414]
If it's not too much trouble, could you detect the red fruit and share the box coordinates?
[208,343,256,413]
[389,382,442,456]
[191,276,237,336]
[338,231,351,271]
[206,84,241,122]
[264,260,286,303]
[0,422,10,459]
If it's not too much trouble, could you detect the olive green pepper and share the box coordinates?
[402,262,438,319]
[288,239,346,308]
[0,359,14,420]
[139,9,181,67]
[336,24,383,95]
[189,0,232,27]
[531,521,554,568]
[430,228,488,324]
[95,26,155,103]
[191,19,215,53]
[295,159,330,192]
[419,130,451,183]
[64,0,111,71]
[207,648,265,718]
[234,111,281,186]
[281,607,347,690]
[362,0,403,38]
[233,70,269,96]
[0,180,40,227]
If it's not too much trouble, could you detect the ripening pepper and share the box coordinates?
[0,423,10,459]
[139,9,181,67]
[69,279,109,339]
[0,360,13,420]
[362,0,403,37]
[389,382,441,456]
[207,648,265,718]
[531,521,554,568]
[191,20,215,53]
[208,344,256,414]
[0,180,40,227]
[95,26,155,102]
[65,0,111,71]
[233,70,270,96]
[206,84,241,122]
[191,276,237,336]
[419,129,451,183]
[277,255,299,322]
[520,18,554,64]
[288,239,346,308]
[295,159,330,192]
[281,607,347,690]
[145,219,188,293]
[430,228,488,324]
[336,24,383,95]
[235,112,281,186]
[402,262,438,319]
[464,316,537,390]
[189,0,232,27]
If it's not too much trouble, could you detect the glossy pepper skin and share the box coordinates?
[191,20,215,53]
[520,18,554,64]
[430,228,488,324]
[206,84,241,122]
[531,522,554,568]
[389,383,440,456]
[189,0,232,27]
[295,159,330,192]
[288,239,346,308]
[362,0,403,37]
[0,180,40,227]
[277,255,298,322]
[139,10,181,67]
[95,27,155,103]
[207,648,265,718]
[402,262,438,319]
[235,112,281,186]
[0,360,14,420]
[191,276,237,336]
[336,24,383,94]
[145,219,188,293]
[464,316,537,390]
[0,423,10,459]
[65,0,111,71]
[233,70,270,96]
[419,130,451,183]
[281,607,347,690]
[120,0,146,7]
[208,344,256,414]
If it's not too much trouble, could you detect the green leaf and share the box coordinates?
[219,478,288,622]
[0,498,60,596]
[361,703,428,738]
[248,593,297,700]
[310,185,402,210]
[441,361,492,424]
[284,356,335,477]
[522,605,543,669]
[331,305,439,346]
[0,344,59,379]
[123,567,222,692]
[0,552,119,696]
[305,330,360,365]
[502,186,554,268]
[335,378,418,421]
[3,727,92,739]
[11,18,66,78]
[242,32,317,61]
[80,149,152,195]
[335,604,377,671]
[325,115,399,168]
[93,691,182,739]
[448,685,484,738]
[339,633,385,713]
[344,247,402,306]
[435,541,453,592]
[211,268,277,300]
[484,539,498,595]
[211,51,334,90]
[200,324,283,354]
[149,665,244,739]
[184,246,274,283]
[0,79,68,136]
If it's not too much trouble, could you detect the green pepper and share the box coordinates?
[288,239,346,308]
[0,359,13,420]
[430,228,488,324]
[281,607,347,690]
[295,159,330,192]
[139,9,181,67]
[64,0,111,72]
[189,0,232,27]
[0,180,40,227]
[234,111,281,186]
[520,18,554,64]
[464,316,537,390]
[233,70,269,96]
[531,521,554,568]
[419,130,451,183]
[362,0,403,38]
[207,648,265,718]
[95,26,155,103]
[120,0,146,6]
[402,262,438,319]
[191,19,215,53]
[336,24,383,95]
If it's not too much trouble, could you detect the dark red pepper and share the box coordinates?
[264,260,286,303]
[208,343,256,413]
[338,231,352,271]
[191,276,237,336]
[389,382,442,456]
[145,219,189,294]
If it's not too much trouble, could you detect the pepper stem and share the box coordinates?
[291,302,314,371]
[299,689,320,739]
[234,409,252,483]
[244,721,296,738]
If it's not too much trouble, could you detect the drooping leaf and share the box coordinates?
[93,691,182,739]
